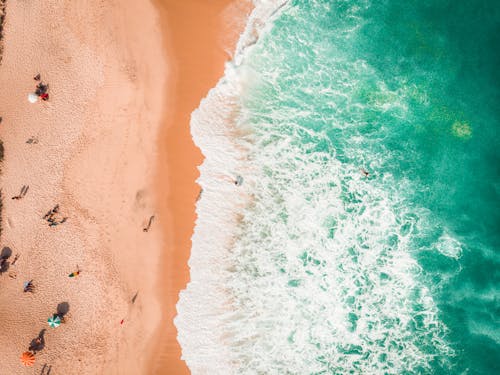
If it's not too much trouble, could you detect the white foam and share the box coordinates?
[435,231,463,259]
[219,136,454,373]
[175,1,455,373]
[175,1,290,373]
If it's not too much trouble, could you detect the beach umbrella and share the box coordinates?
[28,93,38,103]
[20,351,35,366]
[47,314,61,328]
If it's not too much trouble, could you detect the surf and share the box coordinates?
[176,0,500,373]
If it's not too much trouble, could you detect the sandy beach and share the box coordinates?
[0,0,167,373]
[0,0,250,374]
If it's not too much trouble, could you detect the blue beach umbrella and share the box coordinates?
[48,315,61,328]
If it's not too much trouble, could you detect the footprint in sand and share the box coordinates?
[134,189,149,210]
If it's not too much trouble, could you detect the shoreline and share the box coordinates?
[149,1,252,373]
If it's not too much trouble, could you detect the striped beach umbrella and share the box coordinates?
[48,315,61,328]
[20,351,35,366]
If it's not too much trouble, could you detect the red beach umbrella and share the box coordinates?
[20,351,35,366]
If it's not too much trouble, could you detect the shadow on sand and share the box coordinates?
[56,302,70,322]
[29,329,46,353]
[0,246,12,274]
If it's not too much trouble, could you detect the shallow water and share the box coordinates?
[176,1,500,373]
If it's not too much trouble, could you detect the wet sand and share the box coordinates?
[149,1,252,374]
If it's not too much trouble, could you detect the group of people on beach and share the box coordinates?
[27,331,55,373]
[33,74,49,101]
[1,73,64,370]
[22,300,70,371]
[43,204,68,227]
[16,199,72,367]
[27,74,50,103]
[7,67,153,368]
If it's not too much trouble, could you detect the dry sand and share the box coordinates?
[0,0,251,374]
[0,0,165,373]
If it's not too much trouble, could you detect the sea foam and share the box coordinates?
[175,1,289,373]
[175,1,455,374]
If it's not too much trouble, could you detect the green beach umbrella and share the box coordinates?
[48,315,61,328]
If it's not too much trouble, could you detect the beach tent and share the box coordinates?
[20,351,35,366]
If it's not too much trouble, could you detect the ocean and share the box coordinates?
[175,0,500,374]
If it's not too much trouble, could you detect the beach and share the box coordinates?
[0,0,249,374]
[150,1,251,373]
[0,0,166,373]
[2,0,498,374]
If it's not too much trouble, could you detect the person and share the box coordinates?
[196,188,203,201]
[35,82,49,101]
[23,280,34,293]
[26,137,39,144]
[44,205,61,224]
[40,364,52,375]
[235,175,243,186]
[131,291,139,304]
[360,168,369,177]
[29,337,43,353]
[12,253,20,265]
[12,185,29,200]
[69,266,80,278]
[143,215,155,232]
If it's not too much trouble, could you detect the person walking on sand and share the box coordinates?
[23,280,34,293]
[12,185,29,200]
[143,215,155,232]
[12,253,20,265]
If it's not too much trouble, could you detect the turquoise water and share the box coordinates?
[178,0,499,373]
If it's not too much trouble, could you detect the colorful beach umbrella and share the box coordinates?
[47,314,61,328]
[20,351,35,366]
